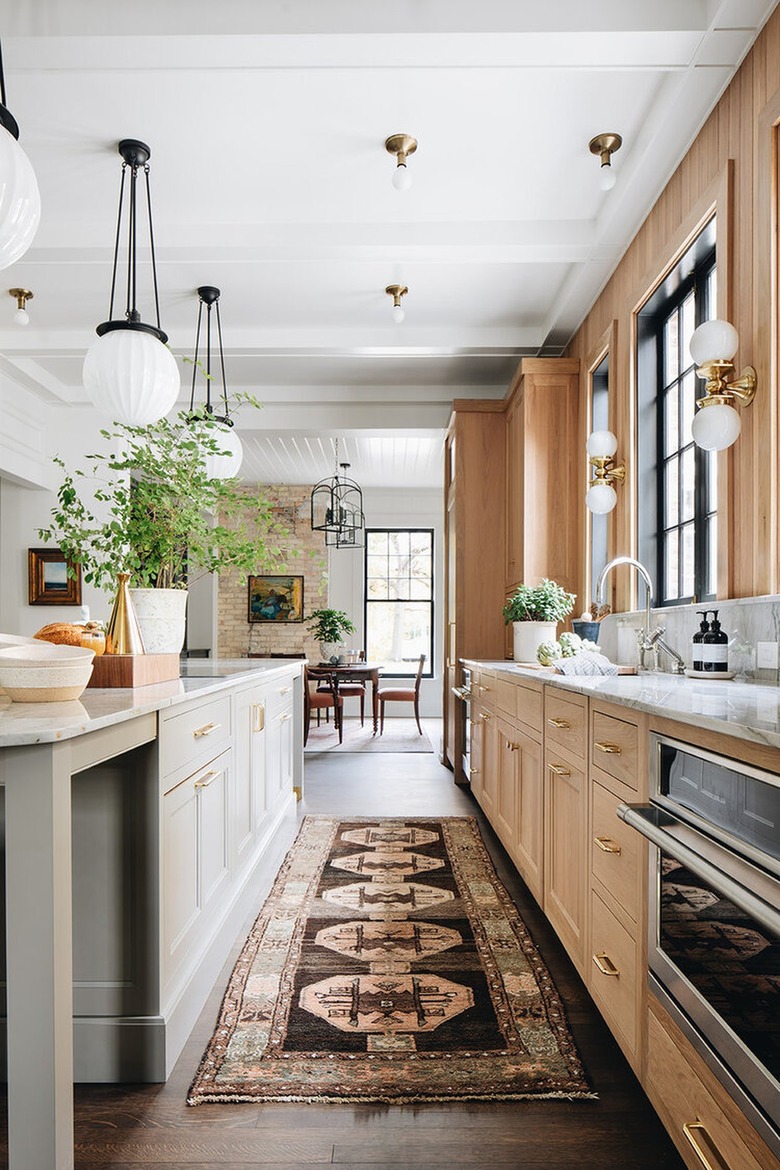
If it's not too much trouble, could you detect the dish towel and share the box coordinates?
[556,651,618,677]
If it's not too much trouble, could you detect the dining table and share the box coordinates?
[311,661,384,734]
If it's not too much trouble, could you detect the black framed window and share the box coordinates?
[637,220,717,606]
[365,529,433,676]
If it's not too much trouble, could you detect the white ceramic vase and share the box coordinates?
[320,641,345,664]
[129,588,188,654]
[513,620,558,664]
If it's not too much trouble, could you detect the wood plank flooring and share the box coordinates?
[45,725,689,1167]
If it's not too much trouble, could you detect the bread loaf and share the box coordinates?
[34,622,85,646]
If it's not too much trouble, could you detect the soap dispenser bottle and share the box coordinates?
[702,609,729,673]
[692,611,709,672]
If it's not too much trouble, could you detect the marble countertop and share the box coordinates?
[0,658,302,747]
[463,659,780,752]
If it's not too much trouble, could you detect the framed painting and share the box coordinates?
[28,547,82,606]
[247,574,304,623]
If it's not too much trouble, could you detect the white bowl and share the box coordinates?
[0,643,95,667]
[0,632,40,650]
[0,657,94,702]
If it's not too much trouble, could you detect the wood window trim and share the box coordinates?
[583,320,617,611]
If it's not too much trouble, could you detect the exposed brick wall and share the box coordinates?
[216,484,328,659]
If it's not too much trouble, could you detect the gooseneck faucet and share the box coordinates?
[594,556,686,674]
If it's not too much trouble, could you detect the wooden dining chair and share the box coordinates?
[304,666,343,744]
[377,653,426,734]
[325,649,367,725]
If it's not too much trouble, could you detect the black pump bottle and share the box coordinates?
[692,611,710,672]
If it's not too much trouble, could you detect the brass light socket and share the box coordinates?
[385,134,418,164]
[385,283,409,307]
[9,288,33,310]
[589,132,622,167]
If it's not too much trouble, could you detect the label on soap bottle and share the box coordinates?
[700,643,729,671]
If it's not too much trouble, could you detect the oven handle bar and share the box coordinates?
[617,803,780,937]
[451,686,472,700]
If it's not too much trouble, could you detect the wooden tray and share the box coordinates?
[87,653,180,688]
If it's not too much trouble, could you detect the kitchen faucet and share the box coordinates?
[595,556,685,674]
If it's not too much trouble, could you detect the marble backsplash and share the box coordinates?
[594,594,780,683]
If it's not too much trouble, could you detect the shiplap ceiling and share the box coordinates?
[1,0,777,488]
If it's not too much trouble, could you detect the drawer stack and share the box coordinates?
[544,687,588,973]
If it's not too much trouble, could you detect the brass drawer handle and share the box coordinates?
[479,684,491,693]
[592,952,620,977]
[549,763,570,776]
[252,703,265,733]
[193,721,220,739]
[479,712,491,720]
[469,766,480,775]
[506,740,519,752]
[594,835,622,854]
[683,1122,729,1170]
[280,712,292,722]
[547,717,570,729]
[194,770,219,789]
[595,741,621,754]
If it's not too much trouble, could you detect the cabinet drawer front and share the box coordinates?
[589,891,638,1054]
[265,675,295,719]
[591,782,641,922]
[475,672,496,707]
[495,676,518,718]
[544,690,586,759]
[591,711,639,791]
[160,694,232,786]
[517,682,543,734]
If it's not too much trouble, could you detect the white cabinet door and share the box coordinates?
[232,686,268,872]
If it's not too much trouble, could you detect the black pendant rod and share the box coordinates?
[144,163,162,330]
[214,298,230,420]
[189,296,205,413]
[107,164,127,322]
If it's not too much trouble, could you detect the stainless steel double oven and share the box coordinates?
[619,733,780,1157]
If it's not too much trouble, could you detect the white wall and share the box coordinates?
[326,486,444,718]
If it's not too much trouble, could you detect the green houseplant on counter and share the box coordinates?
[39,407,287,653]
[502,578,576,664]
[307,608,356,663]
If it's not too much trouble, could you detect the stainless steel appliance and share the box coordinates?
[451,666,472,784]
[618,733,780,1157]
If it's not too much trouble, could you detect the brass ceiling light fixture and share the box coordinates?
[384,133,417,191]
[385,283,408,324]
[8,287,32,326]
[589,132,622,191]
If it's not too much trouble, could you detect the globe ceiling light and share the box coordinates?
[83,139,179,426]
[385,133,417,191]
[0,43,41,270]
[9,287,32,326]
[688,318,756,451]
[385,283,408,324]
[585,429,624,514]
[589,132,622,192]
[188,285,243,479]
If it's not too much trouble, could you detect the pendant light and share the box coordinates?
[0,41,41,269]
[310,440,365,548]
[188,285,243,479]
[83,139,180,426]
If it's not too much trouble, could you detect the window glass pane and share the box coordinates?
[681,445,696,522]
[410,554,432,580]
[682,371,697,436]
[366,529,433,672]
[707,451,718,513]
[664,315,679,387]
[682,523,695,598]
[681,294,696,373]
[663,384,679,456]
[366,601,431,674]
[388,531,409,557]
[410,532,431,555]
[410,577,430,599]
[366,555,386,581]
[367,578,388,600]
[664,457,679,528]
[665,531,679,601]
[387,579,405,600]
[367,532,388,556]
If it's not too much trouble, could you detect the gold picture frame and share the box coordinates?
[247,574,304,623]
[28,547,82,606]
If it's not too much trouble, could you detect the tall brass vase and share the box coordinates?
[106,572,146,655]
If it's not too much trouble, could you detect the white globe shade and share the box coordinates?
[392,303,405,324]
[83,328,180,426]
[0,125,40,270]
[204,422,243,480]
[586,429,618,458]
[689,319,739,365]
[13,307,29,326]
[585,482,617,514]
[599,164,616,191]
[691,402,742,451]
[392,164,412,191]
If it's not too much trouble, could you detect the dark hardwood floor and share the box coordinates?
[69,724,685,1168]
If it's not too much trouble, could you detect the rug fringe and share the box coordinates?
[188,1089,599,1106]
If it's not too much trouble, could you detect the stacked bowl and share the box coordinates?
[0,642,95,702]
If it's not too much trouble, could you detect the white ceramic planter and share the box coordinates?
[129,588,188,654]
[512,620,558,664]
[320,641,345,664]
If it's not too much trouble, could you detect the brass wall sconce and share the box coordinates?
[586,430,625,513]
[386,283,408,323]
[689,319,756,451]
[9,286,32,325]
[589,132,622,190]
[385,133,417,190]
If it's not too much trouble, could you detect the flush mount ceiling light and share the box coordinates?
[386,283,408,324]
[188,285,243,479]
[385,133,417,191]
[8,287,32,326]
[589,132,622,191]
[310,440,365,549]
[0,42,40,270]
[82,139,180,427]
[689,319,757,451]
[585,430,625,514]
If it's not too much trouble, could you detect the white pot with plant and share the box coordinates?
[307,609,356,664]
[502,578,576,664]
[39,406,285,656]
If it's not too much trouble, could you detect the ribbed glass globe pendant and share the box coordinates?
[0,44,41,270]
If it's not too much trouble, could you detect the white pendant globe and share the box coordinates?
[689,319,739,365]
[83,328,180,426]
[585,482,617,514]
[691,402,742,451]
[392,164,411,191]
[0,124,41,270]
[586,429,618,458]
[204,422,243,479]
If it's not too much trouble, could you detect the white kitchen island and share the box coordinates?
[0,658,304,1170]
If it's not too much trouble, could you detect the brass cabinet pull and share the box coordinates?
[280,712,292,722]
[682,1122,729,1170]
[252,703,265,733]
[479,712,491,720]
[594,835,622,854]
[469,766,480,775]
[595,741,621,754]
[506,740,519,752]
[592,952,620,977]
[193,721,220,739]
[547,717,570,729]
[194,770,219,789]
[549,762,570,776]
[278,685,292,696]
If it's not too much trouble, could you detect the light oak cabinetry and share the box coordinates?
[544,688,588,973]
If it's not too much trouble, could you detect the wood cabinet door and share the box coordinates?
[544,750,587,970]
[512,725,544,904]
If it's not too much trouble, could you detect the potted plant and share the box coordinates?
[38,407,286,654]
[502,578,576,664]
[307,609,356,663]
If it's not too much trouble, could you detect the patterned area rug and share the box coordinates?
[305,718,434,753]
[188,817,594,1104]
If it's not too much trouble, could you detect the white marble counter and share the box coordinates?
[0,658,301,746]
[464,660,780,752]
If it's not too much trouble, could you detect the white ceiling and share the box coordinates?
[1,0,776,488]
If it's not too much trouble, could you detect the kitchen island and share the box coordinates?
[0,657,304,1170]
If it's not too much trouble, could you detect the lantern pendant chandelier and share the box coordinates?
[83,139,180,427]
[188,285,243,479]
[310,440,365,549]
[0,40,41,270]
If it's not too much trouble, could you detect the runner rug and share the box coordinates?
[188,816,594,1104]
